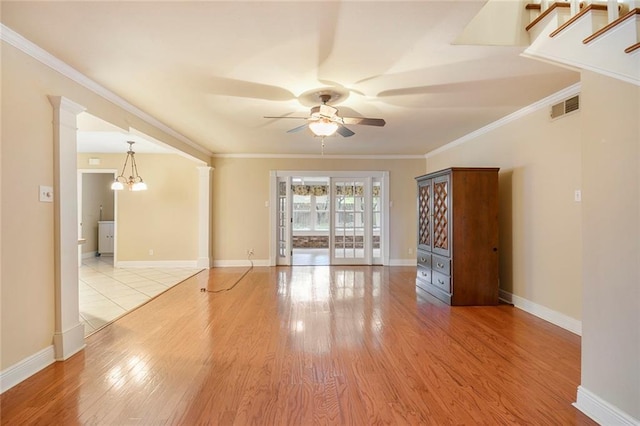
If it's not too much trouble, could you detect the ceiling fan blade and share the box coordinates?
[207,76,296,101]
[287,124,309,134]
[336,125,355,138]
[341,117,386,127]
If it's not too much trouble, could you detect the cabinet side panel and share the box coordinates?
[451,170,499,305]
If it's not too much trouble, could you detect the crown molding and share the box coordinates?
[1,23,213,158]
[425,82,582,159]
[212,153,425,160]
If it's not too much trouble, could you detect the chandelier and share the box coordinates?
[111,141,147,191]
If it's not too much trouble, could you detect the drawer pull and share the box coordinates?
[437,262,444,268]
[421,272,428,277]
[438,279,445,285]
[420,257,426,262]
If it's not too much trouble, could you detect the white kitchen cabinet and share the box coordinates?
[98,221,114,255]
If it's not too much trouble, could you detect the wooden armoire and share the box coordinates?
[415,167,499,305]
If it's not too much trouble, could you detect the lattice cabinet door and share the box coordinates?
[431,173,450,257]
[417,178,432,252]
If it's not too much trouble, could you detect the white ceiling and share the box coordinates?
[1,1,579,156]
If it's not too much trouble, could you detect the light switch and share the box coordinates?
[39,185,53,202]
[574,190,582,202]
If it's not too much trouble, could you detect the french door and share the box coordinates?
[271,171,388,266]
[276,177,292,265]
[331,178,370,265]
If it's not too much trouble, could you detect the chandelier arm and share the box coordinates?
[130,154,142,182]
[119,153,131,181]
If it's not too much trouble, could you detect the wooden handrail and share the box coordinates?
[526,3,541,10]
[526,2,571,32]
[583,8,640,44]
[550,4,608,38]
[624,42,640,54]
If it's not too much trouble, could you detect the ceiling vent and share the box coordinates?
[551,95,580,120]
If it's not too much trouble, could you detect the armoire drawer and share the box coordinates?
[432,254,451,275]
[417,250,431,268]
[416,265,431,284]
[431,271,451,293]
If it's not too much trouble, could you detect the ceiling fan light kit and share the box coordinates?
[264,89,386,141]
[308,119,339,137]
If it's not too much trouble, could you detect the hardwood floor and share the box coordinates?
[1,266,595,425]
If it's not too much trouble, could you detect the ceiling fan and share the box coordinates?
[265,93,386,138]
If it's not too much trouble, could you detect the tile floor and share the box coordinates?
[79,256,203,336]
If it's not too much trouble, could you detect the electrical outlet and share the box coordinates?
[149,249,154,256]
[408,248,413,255]
[247,248,254,256]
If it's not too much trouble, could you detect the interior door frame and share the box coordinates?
[269,170,389,266]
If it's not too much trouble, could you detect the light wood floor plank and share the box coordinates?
[1,266,595,425]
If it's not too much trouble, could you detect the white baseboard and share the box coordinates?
[0,345,55,394]
[499,289,582,336]
[574,385,640,425]
[53,323,86,360]
[196,257,212,268]
[115,260,198,268]
[389,258,418,266]
[213,259,269,267]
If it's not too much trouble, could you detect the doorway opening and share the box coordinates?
[78,170,117,265]
[290,177,330,266]
[270,171,389,266]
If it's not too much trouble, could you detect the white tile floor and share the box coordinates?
[79,256,202,336]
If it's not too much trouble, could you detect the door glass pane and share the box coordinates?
[315,195,329,230]
[292,195,311,230]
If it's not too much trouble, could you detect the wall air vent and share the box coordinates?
[551,95,580,120]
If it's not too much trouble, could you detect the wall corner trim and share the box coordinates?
[499,289,582,335]
[574,385,640,425]
[425,82,582,158]
[0,346,55,394]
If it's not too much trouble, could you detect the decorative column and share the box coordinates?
[49,96,86,360]
[197,166,213,268]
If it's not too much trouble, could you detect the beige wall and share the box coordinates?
[81,173,115,254]
[2,42,58,369]
[425,101,583,321]
[580,71,640,419]
[1,41,209,370]
[210,157,425,262]
[78,154,200,261]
